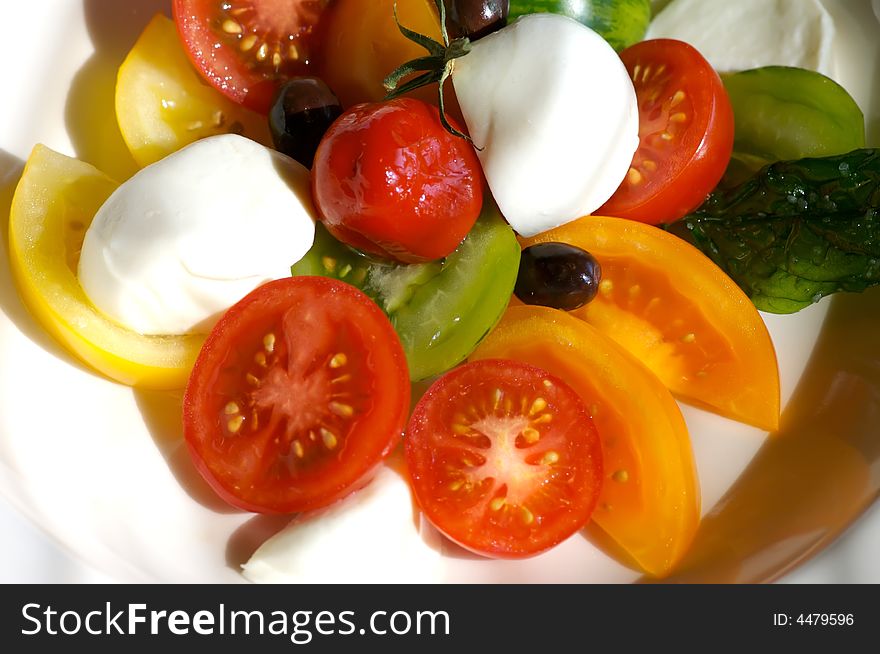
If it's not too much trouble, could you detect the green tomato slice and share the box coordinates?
[291,202,521,380]
[509,0,651,51]
[722,66,865,184]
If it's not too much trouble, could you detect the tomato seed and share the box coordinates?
[222,19,243,34]
[320,428,338,450]
[240,34,257,52]
[522,428,540,444]
[529,398,547,416]
[329,402,354,418]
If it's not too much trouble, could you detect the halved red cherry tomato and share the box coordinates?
[405,359,603,558]
[183,276,410,514]
[471,306,700,577]
[173,0,330,115]
[312,98,483,263]
[599,39,734,224]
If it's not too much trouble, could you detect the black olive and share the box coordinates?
[515,243,602,311]
[444,0,509,40]
[268,77,343,168]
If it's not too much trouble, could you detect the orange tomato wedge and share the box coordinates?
[471,305,700,577]
[521,215,780,432]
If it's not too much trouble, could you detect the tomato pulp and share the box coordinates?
[184,276,411,514]
[405,359,604,558]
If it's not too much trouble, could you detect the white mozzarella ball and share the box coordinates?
[78,134,316,335]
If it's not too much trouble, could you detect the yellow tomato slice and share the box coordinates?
[8,144,203,389]
[471,305,700,577]
[521,216,780,432]
[116,14,271,168]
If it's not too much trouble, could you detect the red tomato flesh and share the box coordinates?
[184,277,410,514]
[599,39,734,224]
[173,0,330,115]
[405,359,604,558]
[312,98,483,263]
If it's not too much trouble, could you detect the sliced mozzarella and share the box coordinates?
[646,0,836,78]
[78,134,315,336]
[453,13,639,237]
[242,465,443,584]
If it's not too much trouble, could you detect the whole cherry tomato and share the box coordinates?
[312,98,483,263]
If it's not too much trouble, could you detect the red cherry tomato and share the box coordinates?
[599,39,734,224]
[183,276,410,514]
[311,98,483,263]
[405,359,604,558]
[173,0,331,115]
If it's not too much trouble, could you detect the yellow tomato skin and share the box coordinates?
[471,305,700,577]
[8,144,203,389]
[521,215,780,432]
[319,0,463,121]
[116,14,270,168]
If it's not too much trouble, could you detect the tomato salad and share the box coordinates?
[7,0,877,579]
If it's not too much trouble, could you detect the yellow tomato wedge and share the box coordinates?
[471,305,700,577]
[8,144,203,389]
[116,13,271,168]
[521,216,780,432]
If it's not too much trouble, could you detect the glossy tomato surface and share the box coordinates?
[405,359,603,558]
[520,215,780,431]
[471,306,700,577]
[173,0,331,115]
[184,276,410,514]
[312,98,483,263]
[599,38,734,224]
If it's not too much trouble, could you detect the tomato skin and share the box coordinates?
[312,98,483,263]
[319,0,452,110]
[471,306,700,576]
[520,215,780,432]
[405,359,603,559]
[599,39,734,224]
[173,0,330,115]
[184,276,410,514]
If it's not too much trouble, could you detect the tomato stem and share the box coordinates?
[383,0,476,145]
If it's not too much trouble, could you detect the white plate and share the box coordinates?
[1,0,879,583]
